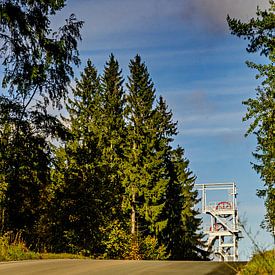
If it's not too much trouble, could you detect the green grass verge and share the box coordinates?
[38,253,87,260]
[239,249,275,275]
[0,232,87,261]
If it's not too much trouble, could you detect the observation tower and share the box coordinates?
[195,182,242,261]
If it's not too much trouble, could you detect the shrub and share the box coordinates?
[240,249,275,275]
[0,232,39,261]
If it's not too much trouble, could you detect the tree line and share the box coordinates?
[48,54,206,259]
[0,1,206,259]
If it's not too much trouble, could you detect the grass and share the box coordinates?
[238,249,275,275]
[0,232,87,261]
[38,253,87,260]
[0,232,38,261]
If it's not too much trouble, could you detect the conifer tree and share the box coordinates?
[49,60,105,254]
[151,96,206,260]
[47,55,206,260]
[99,54,130,258]
[162,147,206,260]
[100,54,126,217]
[123,56,173,258]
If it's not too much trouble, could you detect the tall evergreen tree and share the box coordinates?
[100,54,126,217]
[162,147,206,260]
[46,55,205,259]
[99,54,130,258]
[150,96,206,260]
[123,56,180,258]
[49,60,105,254]
[227,0,275,232]
[123,55,160,257]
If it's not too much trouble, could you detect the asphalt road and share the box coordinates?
[0,259,245,275]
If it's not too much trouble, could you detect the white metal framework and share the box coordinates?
[195,182,242,261]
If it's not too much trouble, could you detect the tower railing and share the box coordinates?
[195,182,242,262]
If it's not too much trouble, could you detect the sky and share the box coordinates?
[53,0,273,260]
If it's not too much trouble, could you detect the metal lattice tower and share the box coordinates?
[195,182,242,261]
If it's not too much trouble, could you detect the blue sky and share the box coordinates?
[53,0,273,260]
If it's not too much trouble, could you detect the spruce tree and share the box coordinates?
[151,96,206,260]
[162,147,207,260]
[99,54,130,258]
[123,56,171,258]
[100,54,126,217]
[50,60,105,254]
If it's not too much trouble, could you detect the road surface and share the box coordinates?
[0,259,245,275]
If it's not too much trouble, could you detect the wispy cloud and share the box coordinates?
[180,127,242,137]
[180,111,244,124]
[54,0,269,51]
[54,0,183,49]
[180,0,270,33]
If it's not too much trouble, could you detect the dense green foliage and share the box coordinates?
[227,0,275,232]
[0,1,205,260]
[46,55,205,259]
[0,231,87,261]
[0,0,83,109]
[123,56,172,258]
[239,249,275,275]
[162,147,207,260]
[0,54,205,259]
[0,0,83,248]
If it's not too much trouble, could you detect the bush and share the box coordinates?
[240,249,275,275]
[0,232,39,261]
[100,220,132,259]
[139,236,168,260]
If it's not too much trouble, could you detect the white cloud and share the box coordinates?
[52,0,270,50]
[180,126,242,136]
[180,111,244,124]
[54,0,182,49]
[181,0,270,33]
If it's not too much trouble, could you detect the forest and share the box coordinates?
[0,1,207,260]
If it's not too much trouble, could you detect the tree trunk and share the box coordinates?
[131,191,136,236]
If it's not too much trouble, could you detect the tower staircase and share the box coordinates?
[195,183,242,261]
